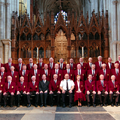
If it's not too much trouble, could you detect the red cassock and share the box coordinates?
[85,80,96,94]
[111,69,120,84]
[37,63,44,70]
[19,70,30,83]
[59,64,66,70]
[41,69,51,81]
[29,69,41,82]
[3,82,16,93]
[74,69,86,81]
[0,81,4,92]
[51,69,63,81]
[49,80,60,91]
[70,63,76,70]
[48,63,55,70]
[26,63,34,70]
[15,63,23,72]
[74,81,86,102]
[5,63,15,72]
[95,61,104,70]
[106,62,114,70]
[27,82,39,92]
[87,69,98,82]
[63,69,74,81]
[16,82,27,92]
[98,69,111,81]
[97,80,108,92]
[7,71,19,83]
[0,72,7,83]
[108,81,119,92]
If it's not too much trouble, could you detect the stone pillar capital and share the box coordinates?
[2,39,11,45]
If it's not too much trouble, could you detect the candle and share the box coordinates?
[82,47,84,58]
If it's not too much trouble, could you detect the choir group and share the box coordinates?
[0,55,120,108]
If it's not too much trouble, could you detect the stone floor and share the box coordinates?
[0,105,119,120]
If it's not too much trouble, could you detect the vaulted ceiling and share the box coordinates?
[37,0,85,16]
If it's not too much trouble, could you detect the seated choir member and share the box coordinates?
[87,64,98,81]
[97,74,108,107]
[0,76,4,106]
[109,75,119,107]
[27,76,39,107]
[27,58,34,70]
[39,74,49,107]
[60,74,74,108]
[1,67,7,83]
[74,75,86,107]
[15,58,23,72]
[51,64,63,81]
[49,74,61,107]
[7,66,19,83]
[69,58,76,70]
[64,64,74,81]
[29,64,41,82]
[16,76,27,107]
[19,64,29,83]
[37,58,44,70]
[42,64,51,81]
[48,57,55,70]
[85,74,96,107]
[59,58,66,70]
[3,76,15,107]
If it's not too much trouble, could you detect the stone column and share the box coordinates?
[16,0,19,15]
[111,0,117,62]
[6,0,11,58]
[0,0,5,62]
[2,39,11,63]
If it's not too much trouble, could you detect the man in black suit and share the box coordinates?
[39,74,49,107]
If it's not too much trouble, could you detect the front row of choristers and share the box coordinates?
[0,73,119,108]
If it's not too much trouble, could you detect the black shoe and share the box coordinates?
[35,104,38,107]
[40,104,43,107]
[93,104,96,107]
[27,104,31,107]
[115,103,118,107]
[87,103,90,107]
[111,103,114,107]
[69,104,72,108]
[57,104,60,107]
[17,103,20,107]
[44,104,47,107]
[63,103,65,108]
[51,103,53,107]
[4,104,6,107]
[100,104,103,107]
[104,104,107,107]
[10,105,13,107]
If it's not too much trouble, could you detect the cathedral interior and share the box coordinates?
[0,0,119,64]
